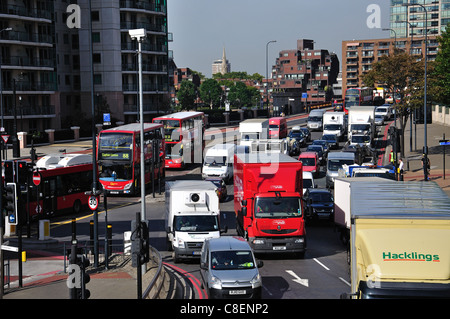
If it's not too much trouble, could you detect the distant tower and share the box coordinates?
[212,46,231,75]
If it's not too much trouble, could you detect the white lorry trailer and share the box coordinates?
[347,106,375,142]
[335,178,450,299]
[165,180,227,263]
[239,118,269,147]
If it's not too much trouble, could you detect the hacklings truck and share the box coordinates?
[234,152,306,257]
[335,178,450,299]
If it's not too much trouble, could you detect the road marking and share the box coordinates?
[313,257,330,271]
[286,270,309,287]
[339,277,351,287]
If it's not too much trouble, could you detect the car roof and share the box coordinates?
[299,151,318,157]
[207,236,251,252]
[307,188,331,194]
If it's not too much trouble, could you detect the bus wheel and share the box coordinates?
[73,199,82,214]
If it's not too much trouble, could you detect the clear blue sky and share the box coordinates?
[168,0,391,78]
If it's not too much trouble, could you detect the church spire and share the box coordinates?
[221,46,227,74]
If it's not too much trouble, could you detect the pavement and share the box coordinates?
[1,115,449,299]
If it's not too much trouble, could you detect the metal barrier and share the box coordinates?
[143,245,165,299]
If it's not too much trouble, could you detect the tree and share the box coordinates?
[228,81,252,108]
[177,80,197,110]
[362,48,423,158]
[199,78,222,109]
[432,23,450,105]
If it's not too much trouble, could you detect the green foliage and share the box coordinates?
[432,23,450,105]
[177,80,197,109]
[199,78,223,109]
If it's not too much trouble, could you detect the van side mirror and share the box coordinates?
[257,260,264,268]
[241,200,247,206]
[200,262,207,270]
[221,225,228,234]
[242,207,247,217]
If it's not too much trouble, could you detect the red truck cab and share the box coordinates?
[234,153,306,257]
[269,117,287,139]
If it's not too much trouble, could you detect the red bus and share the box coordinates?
[27,153,94,218]
[97,123,164,195]
[152,111,205,169]
[343,87,373,114]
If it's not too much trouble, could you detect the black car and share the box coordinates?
[312,139,330,154]
[303,188,334,222]
[306,145,325,163]
[300,127,311,143]
[321,134,339,149]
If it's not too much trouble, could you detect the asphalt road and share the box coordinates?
[45,116,389,299]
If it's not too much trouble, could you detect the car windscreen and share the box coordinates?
[254,197,302,218]
[174,215,219,232]
[211,250,255,270]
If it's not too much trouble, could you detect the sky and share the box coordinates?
[167,0,392,78]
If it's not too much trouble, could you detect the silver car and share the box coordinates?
[200,236,263,299]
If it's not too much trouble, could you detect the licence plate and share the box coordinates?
[192,251,201,255]
[273,246,286,251]
[229,290,246,295]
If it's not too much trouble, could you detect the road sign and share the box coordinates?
[1,135,10,143]
[302,93,308,99]
[33,171,41,186]
[88,195,98,211]
[439,141,450,146]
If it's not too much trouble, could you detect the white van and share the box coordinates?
[302,171,316,195]
[202,144,236,183]
[307,109,326,131]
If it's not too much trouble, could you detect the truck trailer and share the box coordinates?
[335,178,450,299]
[234,153,306,257]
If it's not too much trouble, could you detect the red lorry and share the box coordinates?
[234,153,306,257]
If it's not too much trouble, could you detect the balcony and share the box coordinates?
[3,105,55,118]
[0,3,52,21]
[120,0,167,14]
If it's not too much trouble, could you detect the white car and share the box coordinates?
[375,105,391,120]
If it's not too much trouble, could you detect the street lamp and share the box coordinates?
[129,28,146,219]
[403,1,429,181]
[382,28,397,49]
[0,27,12,130]
[266,40,276,116]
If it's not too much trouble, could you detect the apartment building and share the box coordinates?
[342,0,447,93]
[271,39,339,114]
[0,0,169,138]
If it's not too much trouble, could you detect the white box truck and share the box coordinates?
[202,143,236,183]
[323,111,345,140]
[347,106,375,142]
[239,118,269,147]
[165,180,227,263]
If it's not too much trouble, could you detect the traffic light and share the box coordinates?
[131,219,150,267]
[15,160,28,186]
[5,182,18,225]
[4,160,14,183]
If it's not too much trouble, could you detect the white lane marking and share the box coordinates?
[286,270,309,287]
[313,257,330,271]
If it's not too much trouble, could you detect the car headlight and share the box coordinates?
[210,275,222,289]
[250,273,262,288]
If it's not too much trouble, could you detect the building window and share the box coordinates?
[93,53,101,64]
[92,32,100,43]
[94,74,102,85]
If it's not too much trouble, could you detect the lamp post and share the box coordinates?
[397,19,416,152]
[403,1,428,181]
[129,28,147,276]
[0,27,12,130]
[266,40,276,116]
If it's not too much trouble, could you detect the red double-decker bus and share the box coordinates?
[97,123,164,195]
[27,153,94,218]
[343,87,373,114]
[152,111,205,169]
